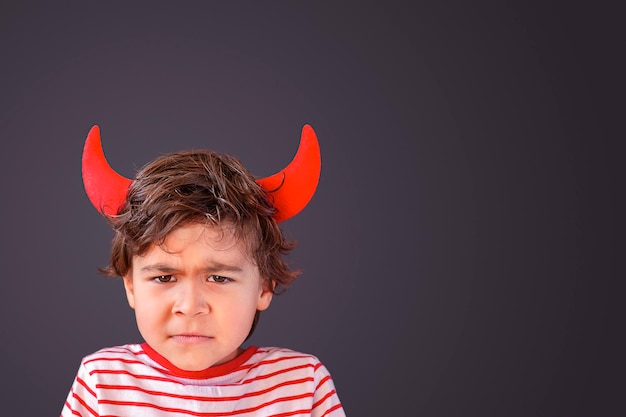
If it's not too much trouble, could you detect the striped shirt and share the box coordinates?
[61,344,345,417]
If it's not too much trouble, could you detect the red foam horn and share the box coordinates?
[256,124,321,221]
[82,125,132,217]
[81,125,321,222]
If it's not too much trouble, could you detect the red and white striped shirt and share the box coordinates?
[61,344,345,417]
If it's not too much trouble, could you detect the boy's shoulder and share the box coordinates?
[245,347,333,380]
[252,347,321,366]
[79,344,146,370]
[83,343,143,357]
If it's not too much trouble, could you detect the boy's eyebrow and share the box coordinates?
[139,264,179,274]
[201,263,244,273]
[139,262,244,274]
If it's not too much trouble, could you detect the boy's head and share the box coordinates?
[104,149,298,292]
[81,125,320,369]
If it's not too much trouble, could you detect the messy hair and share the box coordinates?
[100,149,299,293]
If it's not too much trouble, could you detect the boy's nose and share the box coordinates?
[173,281,209,316]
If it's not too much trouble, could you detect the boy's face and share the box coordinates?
[122,222,273,371]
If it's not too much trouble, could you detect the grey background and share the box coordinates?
[1,1,624,416]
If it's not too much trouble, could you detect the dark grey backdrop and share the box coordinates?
[1,2,623,416]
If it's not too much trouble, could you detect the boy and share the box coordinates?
[61,125,345,416]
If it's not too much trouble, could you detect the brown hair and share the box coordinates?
[100,149,299,293]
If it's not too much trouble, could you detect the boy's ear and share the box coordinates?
[257,280,274,311]
[122,275,136,309]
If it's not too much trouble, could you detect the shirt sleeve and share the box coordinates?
[311,361,346,417]
[60,360,99,417]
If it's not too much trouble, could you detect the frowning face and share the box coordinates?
[123,222,273,371]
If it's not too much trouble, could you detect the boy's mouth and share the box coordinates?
[170,334,213,344]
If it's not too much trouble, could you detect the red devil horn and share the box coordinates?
[256,124,321,222]
[82,124,321,222]
[82,125,132,217]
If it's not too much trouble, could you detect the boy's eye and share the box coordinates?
[208,275,232,283]
[153,275,175,283]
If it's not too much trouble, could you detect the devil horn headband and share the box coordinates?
[82,124,321,222]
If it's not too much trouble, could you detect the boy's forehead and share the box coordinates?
[166,222,238,247]
[136,222,258,264]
